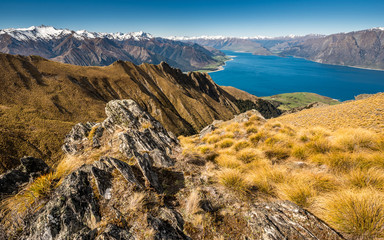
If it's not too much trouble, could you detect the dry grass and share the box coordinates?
[346,168,384,190]
[316,189,384,238]
[217,168,248,193]
[180,107,384,238]
[276,93,384,132]
[185,190,201,215]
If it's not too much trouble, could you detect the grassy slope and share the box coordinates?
[277,93,384,132]
[261,92,340,111]
[180,93,384,239]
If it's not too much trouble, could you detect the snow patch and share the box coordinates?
[0,25,154,41]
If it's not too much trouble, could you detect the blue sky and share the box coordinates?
[0,0,383,37]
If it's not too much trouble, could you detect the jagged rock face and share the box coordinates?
[247,201,344,240]
[281,28,384,70]
[0,156,49,199]
[21,100,187,239]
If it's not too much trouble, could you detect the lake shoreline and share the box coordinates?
[209,50,384,101]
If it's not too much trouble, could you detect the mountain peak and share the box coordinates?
[0,25,153,41]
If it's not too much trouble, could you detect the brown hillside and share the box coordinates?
[276,93,384,132]
[0,53,243,172]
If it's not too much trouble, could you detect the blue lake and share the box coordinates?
[209,51,384,101]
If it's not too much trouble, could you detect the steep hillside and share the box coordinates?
[276,93,384,131]
[0,26,226,72]
[281,28,384,70]
[0,53,263,173]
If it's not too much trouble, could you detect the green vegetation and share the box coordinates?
[261,92,340,111]
[197,55,232,72]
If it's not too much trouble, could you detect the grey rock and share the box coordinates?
[246,201,345,240]
[109,157,143,190]
[92,125,105,149]
[22,168,101,240]
[0,156,49,199]
[62,122,97,155]
[91,166,113,199]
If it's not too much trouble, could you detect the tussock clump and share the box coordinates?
[304,136,332,154]
[291,145,308,160]
[217,168,248,193]
[236,148,260,163]
[333,128,378,151]
[246,126,258,134]
[217,139,235,149]
[316,189,384,238]
[204,135,221,144]
[233,140,250,151]
[215,154,243,169]
[346,168,384,190]
[248,133,265,145]
[264,147,290,161]
[276,178,316,208]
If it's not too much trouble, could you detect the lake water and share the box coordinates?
[209,51,384,101]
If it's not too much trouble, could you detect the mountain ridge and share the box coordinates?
[0,26,226,72]
[0,52,280,173]
[280,28,384,70]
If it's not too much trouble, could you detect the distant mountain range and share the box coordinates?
[169,28,384,70]
[167,34,324,55]
[0,26,226,72]
[280,28,384,70]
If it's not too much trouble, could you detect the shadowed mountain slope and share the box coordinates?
[0,53,252,173]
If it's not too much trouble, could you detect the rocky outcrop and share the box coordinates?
[21,99,186,239]
[0,156,49,199]
[281,28,384,70]
[247,201,344,239]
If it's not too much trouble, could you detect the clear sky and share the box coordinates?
[0,0,383,37]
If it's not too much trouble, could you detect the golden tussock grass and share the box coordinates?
[315,188,384,238]
[233,140,250,151]
[215,154,243,169]
[333,128,379,152]
[216,139,235,148]
[180,107,384,238]
[217,168,248,193]
[345,168,384,190]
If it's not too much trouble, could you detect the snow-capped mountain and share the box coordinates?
[0,25,153,41]
[0,26,225,71]
[166,34,323,41]
[165,34,324,54]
